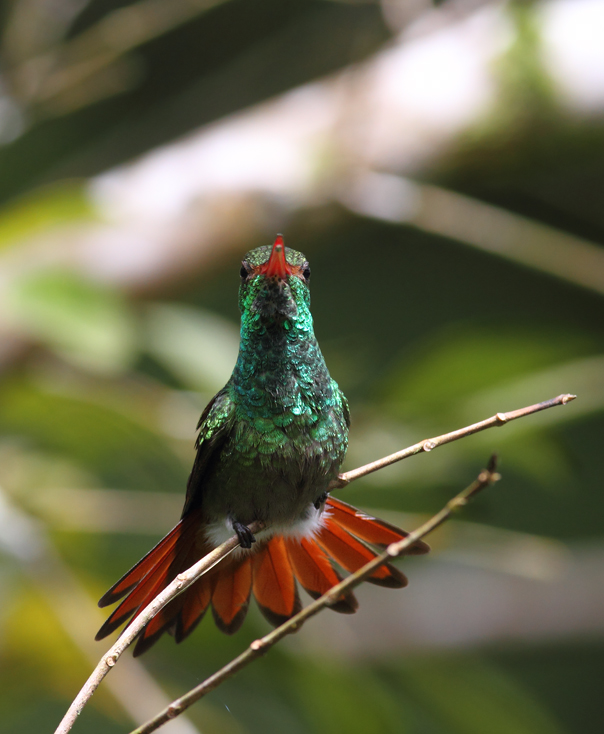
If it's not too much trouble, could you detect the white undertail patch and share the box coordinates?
[204,503,330,556]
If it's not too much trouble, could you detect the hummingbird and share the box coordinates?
[97,235,429,655]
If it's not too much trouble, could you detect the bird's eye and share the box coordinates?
[302,265,311,283]
[240,263,250,281]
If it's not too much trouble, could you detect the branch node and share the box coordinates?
[487,454,498,473]
[562,393,576,404]
[323,591,339,605]
[423,440,437,452]
[386,543,399,558]
[167,704,181,719]
[104,654,117,668]
[496,412,508,424]
[250,639,264,652]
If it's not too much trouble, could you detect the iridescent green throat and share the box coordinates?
[231,247,332,421]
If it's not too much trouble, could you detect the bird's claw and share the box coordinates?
[314,492,329,510]
[233,521,256,549]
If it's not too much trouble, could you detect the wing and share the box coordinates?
[337,385,351,429]
[181,386,236,518]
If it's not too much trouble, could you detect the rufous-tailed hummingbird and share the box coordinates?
[97,236,429,655]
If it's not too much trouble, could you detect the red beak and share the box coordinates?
[260,235,291,280]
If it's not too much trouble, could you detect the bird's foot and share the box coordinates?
[233,521,256,549]
[314,492,329,510]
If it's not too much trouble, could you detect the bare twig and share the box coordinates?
[129,457,500,734]
[330,394,576,489]
[57,393,574,733]
[54,521,264,734]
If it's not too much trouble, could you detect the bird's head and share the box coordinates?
[239,235,311,325]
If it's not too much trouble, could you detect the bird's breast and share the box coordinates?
[201,402,347,529]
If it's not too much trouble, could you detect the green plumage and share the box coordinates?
[95,237,425,653]
[183,244,350,539]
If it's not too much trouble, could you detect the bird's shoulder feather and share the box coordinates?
[182,386,236,517]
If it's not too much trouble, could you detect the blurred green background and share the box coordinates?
[0,1,603,732]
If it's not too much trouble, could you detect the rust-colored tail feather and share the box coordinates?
[174,581,214,643]
[133,601,178,656]
[132,533,215,656]
[326,497,431,555]
[252,536,302,626]
[316,515,408,588]
[285,536,358,613]
[96,553,173,640]
[212,557,253,634]
[96,515,200,641]
[98,516,189,609]
[97,498,427,654]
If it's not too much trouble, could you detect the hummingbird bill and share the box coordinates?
[97,235,429,655]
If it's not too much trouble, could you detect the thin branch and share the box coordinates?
[330,393,576,489]
[53,521,264,734]
[57,393,574,733]
[130,457,500,734]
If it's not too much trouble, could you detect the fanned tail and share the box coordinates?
[97,497,428,654]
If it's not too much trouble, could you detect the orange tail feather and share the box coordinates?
[174,579,215,643]
[96,514,203,641]
[132,536,215,656]
[316,517,408,588]
[212,557,253,634]
[133,601,179,656]
[96,548,178,640]
[285,536,358,613]
[252,536,302,626]
[98,516,189,609]
[326,497,430,555]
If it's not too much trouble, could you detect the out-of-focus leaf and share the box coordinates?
[474,432,571,488]
[433,520,571,580]
[0,379,187,492]
[3,270,137,373]
[293,659,408,734]
[0,589,91,699]
[0,182,95,251]
[381,325,592,420]
[399,656,566,734]
[462,355,604,428]
[144,303,239,392]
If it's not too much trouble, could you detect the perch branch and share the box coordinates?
[130,456,500,734]
[330,393,576,489]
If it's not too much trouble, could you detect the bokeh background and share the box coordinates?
[0,1,603,732]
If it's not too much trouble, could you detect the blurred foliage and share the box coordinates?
[0,1,603,733]
[4,269,137,371]
[0,181,94,251]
